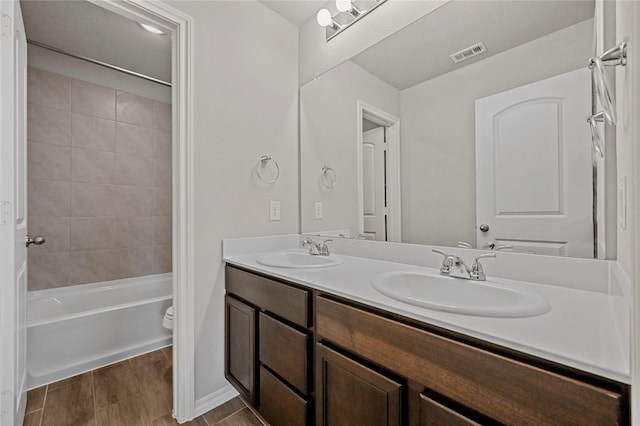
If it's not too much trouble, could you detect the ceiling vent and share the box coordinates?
[449,42,487,63]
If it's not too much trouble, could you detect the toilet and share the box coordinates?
[162,305,174,332]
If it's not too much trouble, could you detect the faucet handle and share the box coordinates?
[471,253,495,280]
[319,239,333,255]
[457,241,472,248]
[432,248,447,257]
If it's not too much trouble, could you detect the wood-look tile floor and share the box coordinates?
[23,347,266,426]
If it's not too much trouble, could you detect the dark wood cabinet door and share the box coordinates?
[225,295,257,405]
[316,344,402,426]
[419,394,481,426]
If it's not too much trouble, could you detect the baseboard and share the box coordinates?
[193,384,239,418]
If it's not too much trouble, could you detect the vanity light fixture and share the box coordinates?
[137,22,166,36]
[317,0,387,42]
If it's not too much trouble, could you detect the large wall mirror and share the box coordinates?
[300,0,617,259]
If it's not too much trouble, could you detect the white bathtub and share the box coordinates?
[27,273,172,390]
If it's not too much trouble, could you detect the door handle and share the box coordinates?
[479,224,490,233]
[26,234,45,247]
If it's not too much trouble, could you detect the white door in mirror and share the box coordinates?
[475,68,593,258]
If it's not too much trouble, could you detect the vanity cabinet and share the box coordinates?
[316,344,403,426]
[315,295,628,425]
[225,265,629,426]
[224,295,256,405]
[225,266,313,426]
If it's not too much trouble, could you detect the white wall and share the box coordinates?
[300,60,399,235]
[165,1,299,401]
[614,2,639,419]
[298,0,447,85]
[399,19,593,247]
[27,45,171,103]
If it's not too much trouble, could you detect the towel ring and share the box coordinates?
[587,111,605,158]
[256,155,280,184]
[321,165,336,189]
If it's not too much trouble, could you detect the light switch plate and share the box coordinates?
[270,201,281,221]
[314,202,323,220]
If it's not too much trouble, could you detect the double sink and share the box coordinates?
[256,251,550,318]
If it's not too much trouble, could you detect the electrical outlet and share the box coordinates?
[270,201,281,221]
[314,202,323,220]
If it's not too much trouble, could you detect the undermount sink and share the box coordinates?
[371,271,550,318]
[256,251,342,269]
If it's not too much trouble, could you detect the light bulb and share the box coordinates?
[316,9,332,27]
[336,0,352,12]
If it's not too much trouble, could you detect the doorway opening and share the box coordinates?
[356,100,401,242]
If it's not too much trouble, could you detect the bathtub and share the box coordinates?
[27,273,172,390]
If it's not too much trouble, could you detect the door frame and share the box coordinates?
[0,0,28,423]
[356,100,401,242]
[87,0,195,422]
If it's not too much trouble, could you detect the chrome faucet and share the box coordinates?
[301,237,332,256]
[432,249,495,281]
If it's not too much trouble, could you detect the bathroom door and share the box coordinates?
[362,127,387,241]
[475,68,593,257]
[0,0,28,424]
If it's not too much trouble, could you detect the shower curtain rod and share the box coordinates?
[27,39,172,88]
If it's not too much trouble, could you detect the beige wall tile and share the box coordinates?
[152,129,171,160]
[28,217,70,254]
[114,186,153,217]
[28,103,71,146]
[116,123,153,157]
[28,252,70,290]
[152,245,172,274]
[152,101,171,131]
[113,247,153,279]
[153,188,172,217]
[153,158,172,189]
[71,148,115,184]
[114,217,153,248]
[28,68,70,110]
[71,113,116,152]
[71,183,116,217]
[28,141,71,181]
[28,180,70,217]
[70,218,115,251]
[69,249,115,285]
[71,80,115,120]
[152,216,172,246]
[117,92,153,127]
[115,154,153,187]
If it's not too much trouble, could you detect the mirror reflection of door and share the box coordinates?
[475,68,593,258]
[362,125,387,241]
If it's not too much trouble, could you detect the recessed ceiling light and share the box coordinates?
[138,22,165,35]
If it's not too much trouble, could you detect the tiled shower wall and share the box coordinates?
[27,67,172,291]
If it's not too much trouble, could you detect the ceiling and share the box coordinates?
[259,0,326,26]
[351,0,595,90]
[20,0,172,83]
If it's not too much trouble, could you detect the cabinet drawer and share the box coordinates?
[260,366,308,426]
[316,296,625,425]
[226,266,310,327]
[419,394,480,426]
[259,312,309,394]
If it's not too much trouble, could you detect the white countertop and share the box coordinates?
[225,248,630,384]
